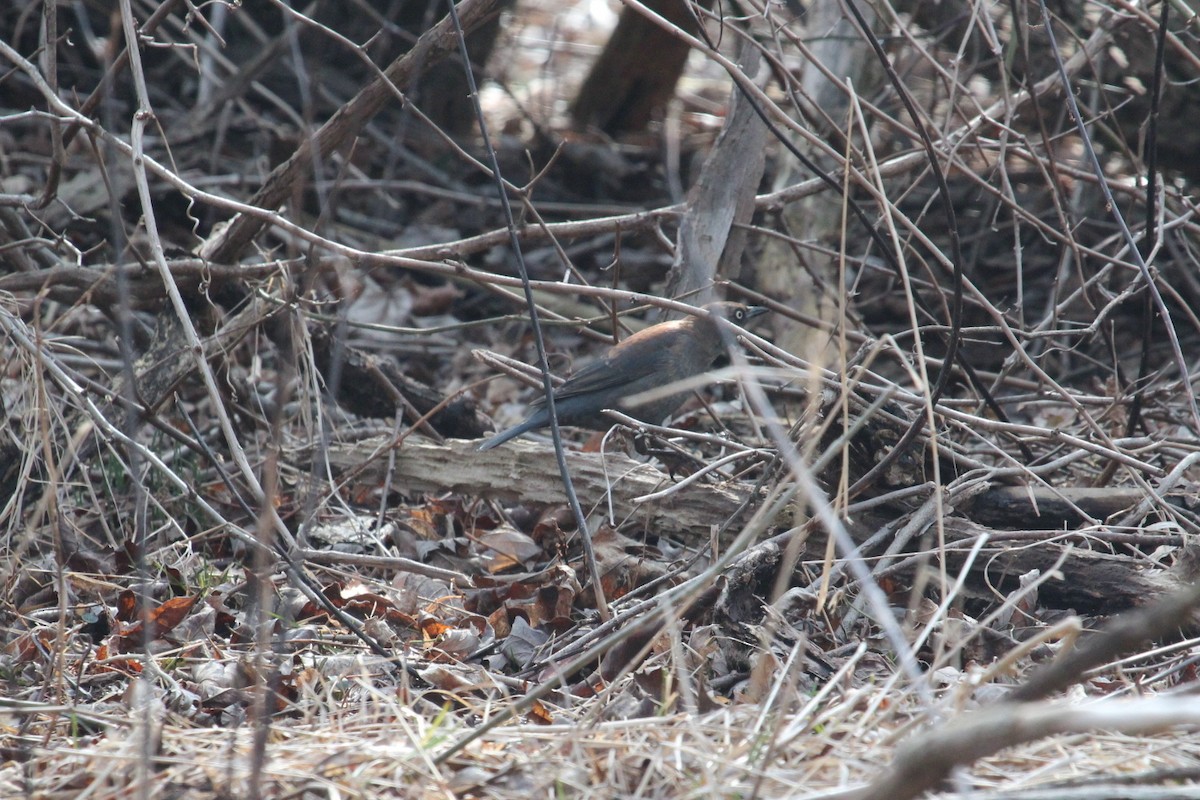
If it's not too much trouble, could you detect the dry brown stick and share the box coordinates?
[1006,579,1200,704]
[846,695,1200,800]
[665,40,768,305]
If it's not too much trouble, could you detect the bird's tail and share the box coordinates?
[476,415,543,451]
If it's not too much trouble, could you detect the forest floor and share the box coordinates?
[3,1,1200,798]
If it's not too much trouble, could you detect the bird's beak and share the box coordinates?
[744,306,769,321]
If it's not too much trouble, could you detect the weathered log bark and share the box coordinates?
[321,437,756,538]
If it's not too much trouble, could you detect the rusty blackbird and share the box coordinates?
[478,301,767,450]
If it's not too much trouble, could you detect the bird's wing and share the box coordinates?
[536,327,680,404]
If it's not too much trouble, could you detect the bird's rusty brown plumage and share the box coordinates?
[477,302,766,450]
